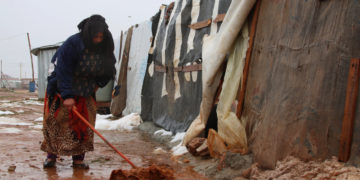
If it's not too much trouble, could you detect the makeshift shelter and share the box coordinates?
[110,0,360,170]
[242,0,360,168]
[111,21,152,116]
[184,0,360,169]
[31,42,62,99]
[141,0,232,133]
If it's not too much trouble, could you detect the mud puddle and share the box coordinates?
[0,89,207,179]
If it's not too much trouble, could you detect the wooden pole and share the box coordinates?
[26,32,35,82]
[338,58,360,162]
[20,63,22,80]
[236,0,261,118]
[1,59,2,80]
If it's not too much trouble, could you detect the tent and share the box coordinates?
[111,21,152,116]
[141,0,232,133]
[111,0,360,170]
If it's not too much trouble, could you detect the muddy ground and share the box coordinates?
[0,89,211,180]
[6,89,358,180]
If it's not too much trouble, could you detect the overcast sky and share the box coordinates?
[0,0,172,79]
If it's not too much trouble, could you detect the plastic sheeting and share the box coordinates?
[242,0,360,169]
[216,25,249,152]
[183,0,256,145]
[141,0,232,133]
[122,21,152,115]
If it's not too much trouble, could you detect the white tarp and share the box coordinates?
[217,26,249,151]
[183,0,256,145]
[122,21,152,115]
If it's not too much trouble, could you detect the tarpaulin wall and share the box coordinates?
[242,0,360,169]
[122,21,152,115]
[184,0,256,146]
[141,0,232,133]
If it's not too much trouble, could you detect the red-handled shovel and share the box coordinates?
[72,106,137,168]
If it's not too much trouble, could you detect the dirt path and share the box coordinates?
[0,89,206,180]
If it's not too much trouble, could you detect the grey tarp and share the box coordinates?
[184,0,256,145]
[141,0,232,133]
[243,0,360,169]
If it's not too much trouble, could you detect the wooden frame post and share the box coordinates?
[338,58,360,162]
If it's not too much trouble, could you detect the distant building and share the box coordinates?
[31,42,62,99]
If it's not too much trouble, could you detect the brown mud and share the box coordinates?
[0,89,207,179]
[110,164,174,180]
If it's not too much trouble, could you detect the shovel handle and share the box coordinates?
[72,106,137,168]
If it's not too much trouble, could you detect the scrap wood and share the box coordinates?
[339,58,360,162]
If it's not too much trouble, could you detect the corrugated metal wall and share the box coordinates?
[37,49,57,99]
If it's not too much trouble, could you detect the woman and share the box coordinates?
[41,15,116,169]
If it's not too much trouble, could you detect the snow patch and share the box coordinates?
[154,129,172,136]
[0,128,22,134]
[23,100,43,106]
[0,117,32,126]
[153,129,188,156]
[170,132,185,143]
[0,100,10,103]
[0,102,22,108]
[95,113,142,131]
[17,110,24,113]
[170,132,187,155]
[34,117,43,122]
[172,143,188,156]
[31,125,43,129]
[153,147,167,154]
[0,110,14,115]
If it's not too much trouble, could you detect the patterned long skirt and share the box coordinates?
[41,94,97,156]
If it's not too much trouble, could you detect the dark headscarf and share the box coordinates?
[77,14,116,81]
[77,15,114,53]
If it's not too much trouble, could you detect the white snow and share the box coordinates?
[23,100,43,106]
[95,113,142,131]
[0,110,14,115]
[34,117,43,122]
[0,117,32,126]
[153,147,167,154]
[0,128,22,134]
[0,100,10,103]
[154,129,172,136]
[17,110,24,113]
[172,143,188,156]
[31,125,43,129]
[170,132,187,156]
[154,129,188,156]
[170,132,186,143]
[0,102,22,108]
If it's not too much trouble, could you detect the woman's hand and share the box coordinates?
[63,98,75,110]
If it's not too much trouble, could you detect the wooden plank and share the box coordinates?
[236,0,262,118]
[110,27,133,116]
[213,13,226,23]
[338,58,360,162]
[118,31,123,63]
[188,18,212,30]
